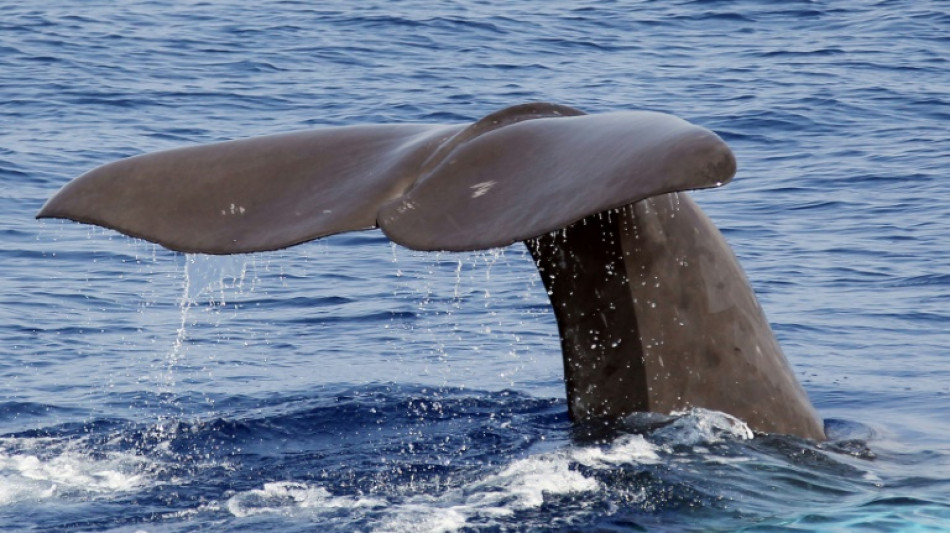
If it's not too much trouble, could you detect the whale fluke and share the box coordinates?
[37,103,825,440]
[37,122,463,254]
[37,103,733,254]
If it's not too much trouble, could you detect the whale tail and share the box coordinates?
[528,195,824,439]
[37,103,824,440]
[37,103,734,253]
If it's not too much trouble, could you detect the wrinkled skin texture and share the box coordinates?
[528,195,824,440]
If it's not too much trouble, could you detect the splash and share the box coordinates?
[0,437,151,506]
[162,253,253,390]
[654,408,755,445]
[226,481,386,518]
[223,433,667,532]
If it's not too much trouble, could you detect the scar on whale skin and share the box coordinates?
[37,103,826,441]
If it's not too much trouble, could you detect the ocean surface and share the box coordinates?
[3,0,948,530]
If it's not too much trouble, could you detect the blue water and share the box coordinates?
[3,0,949,530]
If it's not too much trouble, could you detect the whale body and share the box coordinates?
[37,103,825,440]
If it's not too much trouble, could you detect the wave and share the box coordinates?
[0,386,887,532]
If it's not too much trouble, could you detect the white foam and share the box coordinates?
[371,414,752,531]
[654,408,754,445]
[224,435,662,532]
[373,452,601,532]
[226,481,385,518]
[466,452,601,512]
[571,433,661,467]
[222,451,603,530]
[379,436,665,531]
[0,437,151,505]
[375,504,469,533]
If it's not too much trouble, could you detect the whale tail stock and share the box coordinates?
[37,103,825,440]
[527,196,825,439]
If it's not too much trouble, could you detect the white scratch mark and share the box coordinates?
[470,180,496,198]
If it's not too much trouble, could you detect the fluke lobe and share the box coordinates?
[38,103,826,440]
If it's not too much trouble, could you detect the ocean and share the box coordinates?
[2,0,948,530]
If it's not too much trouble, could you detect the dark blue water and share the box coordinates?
[3,1,949,530]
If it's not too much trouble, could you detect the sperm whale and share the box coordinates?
[37,103,825,440]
